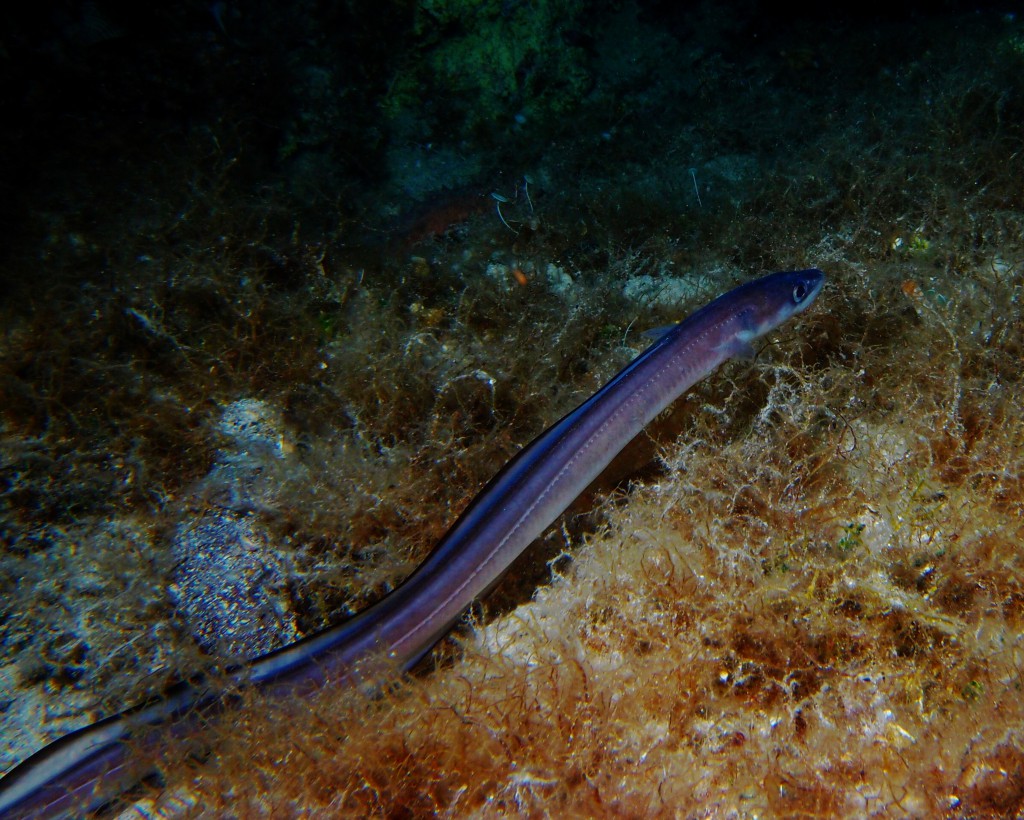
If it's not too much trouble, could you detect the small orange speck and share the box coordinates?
[512,268,529,287]
[901,279,923,300]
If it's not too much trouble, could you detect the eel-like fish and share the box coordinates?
[0,268,824,819]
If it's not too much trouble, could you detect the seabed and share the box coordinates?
[1,2,1023,816]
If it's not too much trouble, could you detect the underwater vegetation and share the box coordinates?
[383,0,591,142]
[1,0,1024,817]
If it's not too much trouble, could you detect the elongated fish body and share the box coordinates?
[0,269,824,819]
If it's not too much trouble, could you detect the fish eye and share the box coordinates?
[792,282,808,302]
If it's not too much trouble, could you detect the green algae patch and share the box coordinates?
[384,0,590,138]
